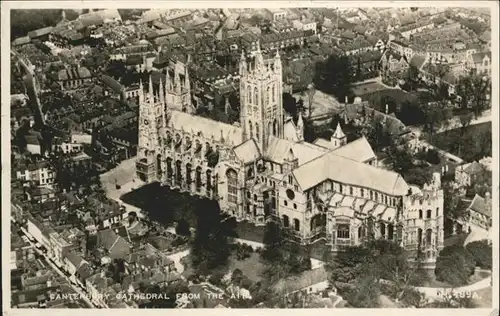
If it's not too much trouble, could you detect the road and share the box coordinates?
[12,49,45,126]
[17,223,97,308]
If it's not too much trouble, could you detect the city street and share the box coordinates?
[17,224,97,308]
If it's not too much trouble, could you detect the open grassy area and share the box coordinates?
[181,250,266,283]
[120,183,200,227]
[235,220,266,243]
[358,88,419,112]
[351,81,387,96]
[227,252,266,282]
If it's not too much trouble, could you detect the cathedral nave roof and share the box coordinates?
[168,110,243,145]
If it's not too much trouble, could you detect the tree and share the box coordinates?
[435,244,475,286]
[466,240,492,270]
[313,55,354,101]
[364,116,392,152]
[231,268,244,285]
[404,65,421,92]
[385,142,413,175]
[282,93,298,117]
[327,239,423,308]
[261,221,311,283]
[176,219,191,236]
[443,182,467,221]
[190,199,233,274]
[467,165,492,198]
[421,101,452,142]
[306,84,316,118]
[455,71,491,118]
[11,9,63,38]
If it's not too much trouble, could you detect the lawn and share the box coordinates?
[358,88,419,113]
[227,252,266,282]
[120,183,200,227]
[351,81,387,97]
[181,251,267,283]
[235,220,266,243]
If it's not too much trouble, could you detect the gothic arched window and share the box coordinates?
[294,218,300,231]
[254,87,258,105]
[272,85,276,103]
[249,121,253,138]
[283,215,289,227]
[226,169,238,204]
[266,87,270,105]
[248,85,252,103]
[255,123,260,141]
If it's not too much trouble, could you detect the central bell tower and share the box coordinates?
[239,45,284,152]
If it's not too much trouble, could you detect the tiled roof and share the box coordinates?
[462,161,484,174]
[312,138,333,149]
[101,75,123,93]
[65,251,86,268]
[12,36,31,46]
[283,120,300,142]
[57,67,91,81]
[471,52,491,64]
[353,24,367,35]
[292,148,408,194]
[25,135,40,146]
[265,136,329,166]
[410,54,426,70]
[233,139,261,164]
[79,13,105,27]
[331,136,376,163]
[168,110,243,146]
[27,26,53,39]
[469,194,490,217]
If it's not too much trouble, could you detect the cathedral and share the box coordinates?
[136,47,444,267]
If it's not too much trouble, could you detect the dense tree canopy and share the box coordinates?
[11,9,63,39]
[455,71,491,118]
[190,200,235,274]
[435,244,475,287]
[261,221,311,283]
[328,239,429,308]
[465,240,492,270]
[442,183,466,221]
[313,55,354,102]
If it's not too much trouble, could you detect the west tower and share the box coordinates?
[136,76,166,183]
